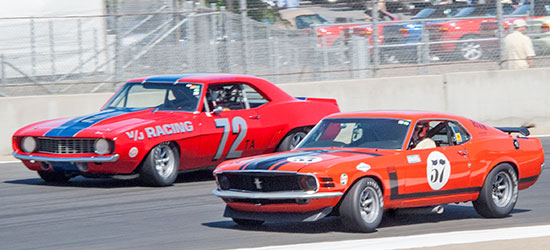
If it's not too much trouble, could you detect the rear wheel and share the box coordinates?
[140,143,179,187]
[38,171,72,183]
[473,163,518,218]
[276,128,309,152]
[232,218,264,226]
[339,177,384,232]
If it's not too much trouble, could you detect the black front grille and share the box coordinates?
[37,138,96,154]
[218,172,314,192]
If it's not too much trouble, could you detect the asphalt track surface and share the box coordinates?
[1,138,550,250]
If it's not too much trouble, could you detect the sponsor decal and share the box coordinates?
[455,133,463,143]
[129,147,139,158]
[426,151,451,190]
[356,162,371,172]
[287,156,322,164]
[126,122,193,140]
[340,173,348,185]
[407,155,421,164]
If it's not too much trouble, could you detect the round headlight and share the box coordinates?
[21,137,37,153]
[94,139,111,155]
[218,175,230,190]
[301,175,318,192]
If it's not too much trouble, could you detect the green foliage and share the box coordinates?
[211,0,277,23]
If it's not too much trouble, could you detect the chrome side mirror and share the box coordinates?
[212,106,223,115]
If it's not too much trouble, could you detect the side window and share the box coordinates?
[448,121,471,145]
[204,83,246,111]
[242,84,269,108]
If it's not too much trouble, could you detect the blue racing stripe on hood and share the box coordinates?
[144,74,204,83]
[44,109,132,137]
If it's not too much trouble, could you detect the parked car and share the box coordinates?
[12,74,340,186]
[426,4,518,61]
[212,111,544,232]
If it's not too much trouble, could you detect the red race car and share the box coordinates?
[12,74,340,186]
[212,111,544,232]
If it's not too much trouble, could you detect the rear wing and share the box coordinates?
[495,127,530,136]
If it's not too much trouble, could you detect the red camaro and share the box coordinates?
[12,74,340,186]
[212,111,544,232]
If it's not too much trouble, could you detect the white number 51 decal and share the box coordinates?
[213,117,247,160]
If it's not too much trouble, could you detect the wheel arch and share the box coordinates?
[274,125,314,150]
[332,173,385,215]
[134,140,181,174]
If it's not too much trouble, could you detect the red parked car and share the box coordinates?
[12,74,340,186]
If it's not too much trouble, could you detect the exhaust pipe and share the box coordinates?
[396,205,444,215]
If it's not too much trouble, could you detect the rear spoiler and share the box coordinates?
[495,127,530,136]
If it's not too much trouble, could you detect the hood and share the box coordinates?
[17,108,192,138]
[218,149,387,173]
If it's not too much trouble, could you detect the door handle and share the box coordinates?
[248,115,260,120]
[457,150,468,156]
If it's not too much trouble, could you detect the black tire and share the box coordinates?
[473,163,518,218]
[37,171,71,183]
[339,177,384,232]
[457,34,483,61]
[232,218,264,226]
[276,128,309,152]
[140,143,179,187]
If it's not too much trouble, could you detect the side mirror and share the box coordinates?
[212,106,223,115]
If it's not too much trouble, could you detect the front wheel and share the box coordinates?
[473,163,518,218]
[140,143,179,187]
[38,171,72,183]
[339,177,384,232]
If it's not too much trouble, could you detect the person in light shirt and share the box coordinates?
[504,19,535,70]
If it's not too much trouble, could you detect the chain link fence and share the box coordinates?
[1,0,550,96]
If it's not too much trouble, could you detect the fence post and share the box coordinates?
[30,18,37,78]
[351,34,369,79]
[372,2,379,77]
[322,36,329,80]
[496,0,504,69]
[77,19,83,75]
[421,20,429,74]
[49,20,56,76]
[113,1,122,90]
[93,29,99,74]
[1,54,5,96]
[239,0,249,74]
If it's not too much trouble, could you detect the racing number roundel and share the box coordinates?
[426,151,451,190]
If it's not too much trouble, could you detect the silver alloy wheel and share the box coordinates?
[153,144,176,179]
[492,172,513,207]
[290,132,307,150]
[359,186,380,223]
[461,42,482,60]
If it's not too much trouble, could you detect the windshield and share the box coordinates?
[298,118,411,150]
[413,8,436,19]
[295,15,330,29]
[104,82,203,111]
[454,7,476,17]
[512,5,530,15]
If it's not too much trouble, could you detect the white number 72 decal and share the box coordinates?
[213,117,248,160]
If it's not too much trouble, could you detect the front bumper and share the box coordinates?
[212,189,343,199]
[13,152,120,163]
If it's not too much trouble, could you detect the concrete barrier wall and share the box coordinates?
[2,68,549,156]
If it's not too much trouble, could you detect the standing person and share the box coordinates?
[504,19,535,70]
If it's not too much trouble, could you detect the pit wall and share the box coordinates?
[2,68,549,156]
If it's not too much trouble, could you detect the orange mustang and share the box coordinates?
[212,111,545,232]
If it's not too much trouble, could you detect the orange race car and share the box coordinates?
[212,111,545,232]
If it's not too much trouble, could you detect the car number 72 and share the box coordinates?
[213,117,247,160]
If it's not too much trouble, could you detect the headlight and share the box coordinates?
[218,175,230,190]
[300,175,318,192]
[94,139,111,155]
[21,137,37,153]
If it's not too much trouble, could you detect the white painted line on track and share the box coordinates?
[236,225,550,250]
[0,161,19,164]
